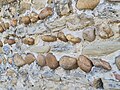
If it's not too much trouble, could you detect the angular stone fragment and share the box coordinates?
[76,0,100,10]
[115,55,120,70]
[29,45,51,53]
[36,54,46,67]
[77,55,93,73]
[97,23,114,39]
[92,59,112,70]
[83,26,96,42]
[102,78,120,89]
[82,40,120,56]
[93,78,103,89]
[114,73,120,81]
[32,0,47,10]
[20,2,31,14]
[59,56,78,70]
[45,53,59,69]
[14,54,25,67]
[25,53,36,65]
[0,0,16,5]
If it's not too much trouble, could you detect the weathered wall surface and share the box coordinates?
[0,0,120,90]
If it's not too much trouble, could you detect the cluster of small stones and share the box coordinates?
[0,0,120,90]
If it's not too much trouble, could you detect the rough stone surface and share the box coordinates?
[0,0,120,89]
[14,54,25,67]
[59,56,78,70]
[115,55,120,70]
[77,55,93,73]
[45,53,59,69]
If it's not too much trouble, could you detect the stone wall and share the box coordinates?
[0,0,120,90]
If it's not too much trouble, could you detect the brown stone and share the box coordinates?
[4,23,9,29]
[4,39,16,45]
[45,53,59,69]
[11,19,17,27]
[0,24,4,33]
[14,54,25,67]
[21,16,31,25]
[36,54,46,67]
[30,17,38,23]
[93,78,103,89]
[23,38,35,45]
[114,73,120,81]
[76,0,100,10]
[115,55,120,70]
[39,7,53,20]
[66,34,81,44]
[57,32,68,42]
[41,35,57,42]
[25,53,36,65]
[0,41,3,47]
[0,22,6,30]
[92,59,112,70]
[77,55,93,73]
[29,12,39,23]
[83,27,96,42]
[59,56,78,70]
[97,23,114,39]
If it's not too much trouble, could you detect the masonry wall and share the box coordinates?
[0,0,120,90]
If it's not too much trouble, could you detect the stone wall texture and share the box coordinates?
[0,0,120,90]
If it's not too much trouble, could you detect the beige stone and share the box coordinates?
[14,54,25,67]
[25,53,36,65]
[92,59,112,70]
[83,27,96,42]
[57,32,68,42]
[115,55,120,70]
[76,0,100,10]
[45,53,59,69]
[36,54,46,67]
[59,56,78,70]
[41,35,57,42]
[77,55,93,73]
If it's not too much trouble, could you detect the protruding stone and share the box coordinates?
[59,56,78,70]
[66,34,81,44]
[83,27,96,42]
[14,54,25,67]
[21,16,31,25]
[115,55,120,70]
[39,7,53,20]
[36,54,46,67]
[92,59,112,70]
[23,37,35,45]
[57,32,68,42]
[77,55,93,73]
[97,23,114,39]
[4,39,16,45]
[11,19,17,27]
[45,53,59,69]
[41,35,57,42]
[76,0,100,10]
[25,53,36,65]
[0,24,4,33]
[0,41,3,47]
